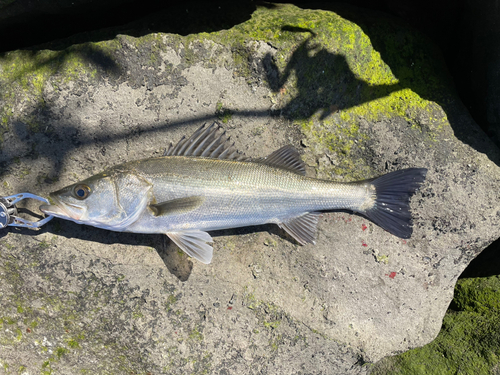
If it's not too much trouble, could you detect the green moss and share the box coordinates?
[263,320,281,330]
[453,277,500,313]
[371,276,500,374]
[0,43,116,147]
[270,334,282,351]
[0,241,14,250]
[15,328,22,341]
[215,100,233,123]
[1,316,16,326]
[300,114,371,179]
[206,4,448,177]
[188,328,203,341]
[165,294,177,312]
[0,48,93,96]
[131,310,143,319]
[66,339,80,349]
[55,347,69,359]
[375,254,389,264]
[244,288,283,332]
[263,237,277,247]
[38,240,51,249]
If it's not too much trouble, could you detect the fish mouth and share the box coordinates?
[39,195,85,221]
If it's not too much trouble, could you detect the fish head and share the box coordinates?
[40,171,152,230]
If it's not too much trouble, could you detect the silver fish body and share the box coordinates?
[113,156,371,233]
[40,123,427,264]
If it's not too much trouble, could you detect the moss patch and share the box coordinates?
[205,4,448,177]
[0,42,120,145]
[371,275,500,374]
[0,4,450,170]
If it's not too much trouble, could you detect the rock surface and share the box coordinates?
[0,3,499,374]
[370,274,500,374]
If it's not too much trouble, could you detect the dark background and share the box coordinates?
[1,0,499,278]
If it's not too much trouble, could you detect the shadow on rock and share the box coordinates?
[39,219,195,281]
[1,44,121,82]
[459,238,500,279]
[324,4,500,165]
[264,27,402,120]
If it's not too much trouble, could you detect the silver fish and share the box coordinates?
[40,123,427,264]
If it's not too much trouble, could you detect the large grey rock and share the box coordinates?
[0,3,499,373]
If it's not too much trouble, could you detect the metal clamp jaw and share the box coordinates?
[0,193,54,230]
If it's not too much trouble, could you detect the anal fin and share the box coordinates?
[167,230,214,264]
[278,212,322,245]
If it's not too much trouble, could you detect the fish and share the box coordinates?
[40,123,427,264]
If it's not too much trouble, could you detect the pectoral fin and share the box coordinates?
[278,212,322,245]
[167,230,214,264]
[149,196,205,217]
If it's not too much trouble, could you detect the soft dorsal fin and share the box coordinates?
[167,230,214,264]
[163,122,248,161]
[149,196,205,217]
[278,212,322,245]
[255,145,306,175]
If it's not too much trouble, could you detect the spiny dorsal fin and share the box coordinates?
[255,145,306,176]
[278,212,322,245]
[163,122,249,161]
[149,196,205,217]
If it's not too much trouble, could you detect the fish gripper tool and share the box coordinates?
[0,193,54,230]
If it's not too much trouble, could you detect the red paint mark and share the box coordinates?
[227,306,233,310]
[401,240,407,245]
[361,242,368,247]
[348,217,352,222]
[361,224,367,231]
[386,272,397,279]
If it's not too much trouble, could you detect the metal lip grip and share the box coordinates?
[0,193,53,229]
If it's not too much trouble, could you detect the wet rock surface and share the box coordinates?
[0,3,499,374]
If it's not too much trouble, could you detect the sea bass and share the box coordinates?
[40,123,427,264]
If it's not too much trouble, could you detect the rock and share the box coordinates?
[0,3,499,374]
[370,275,500,374]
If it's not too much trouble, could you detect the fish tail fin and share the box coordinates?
[363,168,427,239]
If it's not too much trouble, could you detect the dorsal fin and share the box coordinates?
[163,122,249,161]
[254,145,306,175]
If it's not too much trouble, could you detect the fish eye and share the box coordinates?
[73,184,91,200]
